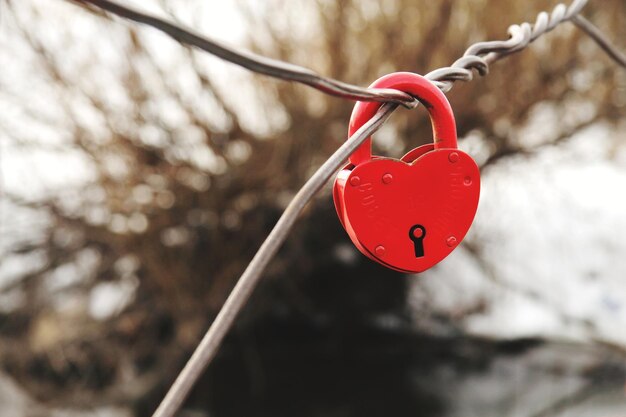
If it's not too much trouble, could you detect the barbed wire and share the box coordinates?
[65,0,626,416]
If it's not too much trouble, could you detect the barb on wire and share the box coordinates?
[62,0,626,416]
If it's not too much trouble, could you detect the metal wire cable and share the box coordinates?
[71,0,624,107]
[572,15,626,67]
[63,0,626,416]
[69,0,418,108]
[154,102,398,417]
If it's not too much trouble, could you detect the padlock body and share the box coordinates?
[333,72,480,273]
[333,144,435,229]
[335,148,479,272]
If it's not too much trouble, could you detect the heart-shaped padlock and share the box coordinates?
[333,72,480,273]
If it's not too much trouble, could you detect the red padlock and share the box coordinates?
[333,72,480,273]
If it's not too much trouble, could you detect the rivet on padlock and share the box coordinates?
[332,72,481,273]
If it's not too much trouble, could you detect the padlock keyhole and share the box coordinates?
[409,225,426,258]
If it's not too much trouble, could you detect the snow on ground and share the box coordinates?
[411,123,626,347]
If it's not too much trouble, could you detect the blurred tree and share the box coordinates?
[0,0,624,415]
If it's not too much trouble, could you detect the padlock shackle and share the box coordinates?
[348,72,457,166]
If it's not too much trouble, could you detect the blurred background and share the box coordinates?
[1,0,626,416]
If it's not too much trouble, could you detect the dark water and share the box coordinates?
[156,246,626,417]
[177,320,626,417]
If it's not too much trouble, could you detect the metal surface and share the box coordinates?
[61,0,626,416]
[333,73,480,273]
[337,149,479,273]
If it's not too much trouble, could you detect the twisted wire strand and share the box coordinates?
[71,0,624,107]
[70,0,418,108]
[429,0,598,92]
[62,0,625,416]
